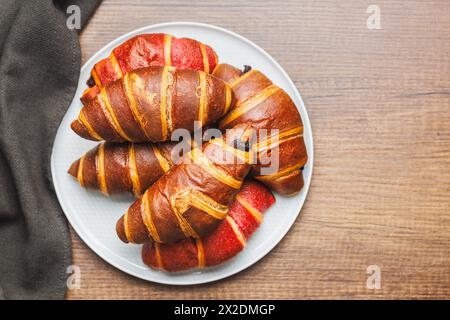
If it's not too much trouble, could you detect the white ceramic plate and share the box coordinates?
[51,22,314,285]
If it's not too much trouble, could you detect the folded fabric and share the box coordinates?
[0,0,101,299]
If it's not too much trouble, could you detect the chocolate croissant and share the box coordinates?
[68,142,179,196]
[212,64,308,196]
[71,66,234,142]
[81,34,218,104]
[142,180,275,272]
[116,124,254,244]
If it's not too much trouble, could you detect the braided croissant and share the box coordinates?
[212,64,308,196]
[71,66,234,142]
[142,180,275,272]
[116,124,254,244]
[81,34,218,104]
[68,142,179,196]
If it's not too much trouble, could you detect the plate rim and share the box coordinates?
[51,21,314,285]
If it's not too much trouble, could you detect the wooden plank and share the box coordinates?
[68,0,450,299]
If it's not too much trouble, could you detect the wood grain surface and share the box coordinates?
[67,0,450,299]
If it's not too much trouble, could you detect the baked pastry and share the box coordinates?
[68,142,179,196]
[116,124,254,244]
[142,180,275,272]
[81,34,217,104]
[71,66,234,142]
[213,64,308,195]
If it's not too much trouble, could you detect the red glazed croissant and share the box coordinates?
[81,34,218,104]
[71,66,234,142]
[142,180,275,272]
[116,124,254,244]
[212,64,308,196]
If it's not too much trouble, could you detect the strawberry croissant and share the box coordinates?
[116,124,254,244]
[212,64,308,196]
[82,34,218,104]
[142,180,275,272]
[71,66,234,142]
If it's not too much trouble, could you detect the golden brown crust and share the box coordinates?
[96,142,108,195]
[109,52,123,79]
[68,142,177,196]
[212,63,242,84]
[212,63,308,196]
[127,143,141,196]
[197,71,208,127]
[116,124,254,244]
[163,34,172,66]
[78,109,102,140]
[123,209,134,243]
[72,66,234,143]
[141,190,162,242]
[76,154,86,187]
[195,238,206,268]
[141,180,275,272]
[199,43,209,74]
[82,34,219,105]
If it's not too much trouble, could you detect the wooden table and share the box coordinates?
[68,0,450,299]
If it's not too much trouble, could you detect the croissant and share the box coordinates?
[212,64,308,196]
[116,124,254,244]
[71,66,234,142]
[142,180,275,272]
[81,34,218,104]
[68,142,180,196]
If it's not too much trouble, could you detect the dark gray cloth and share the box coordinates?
[0,0,100,299]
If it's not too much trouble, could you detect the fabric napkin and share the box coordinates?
[0,0,101,299]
